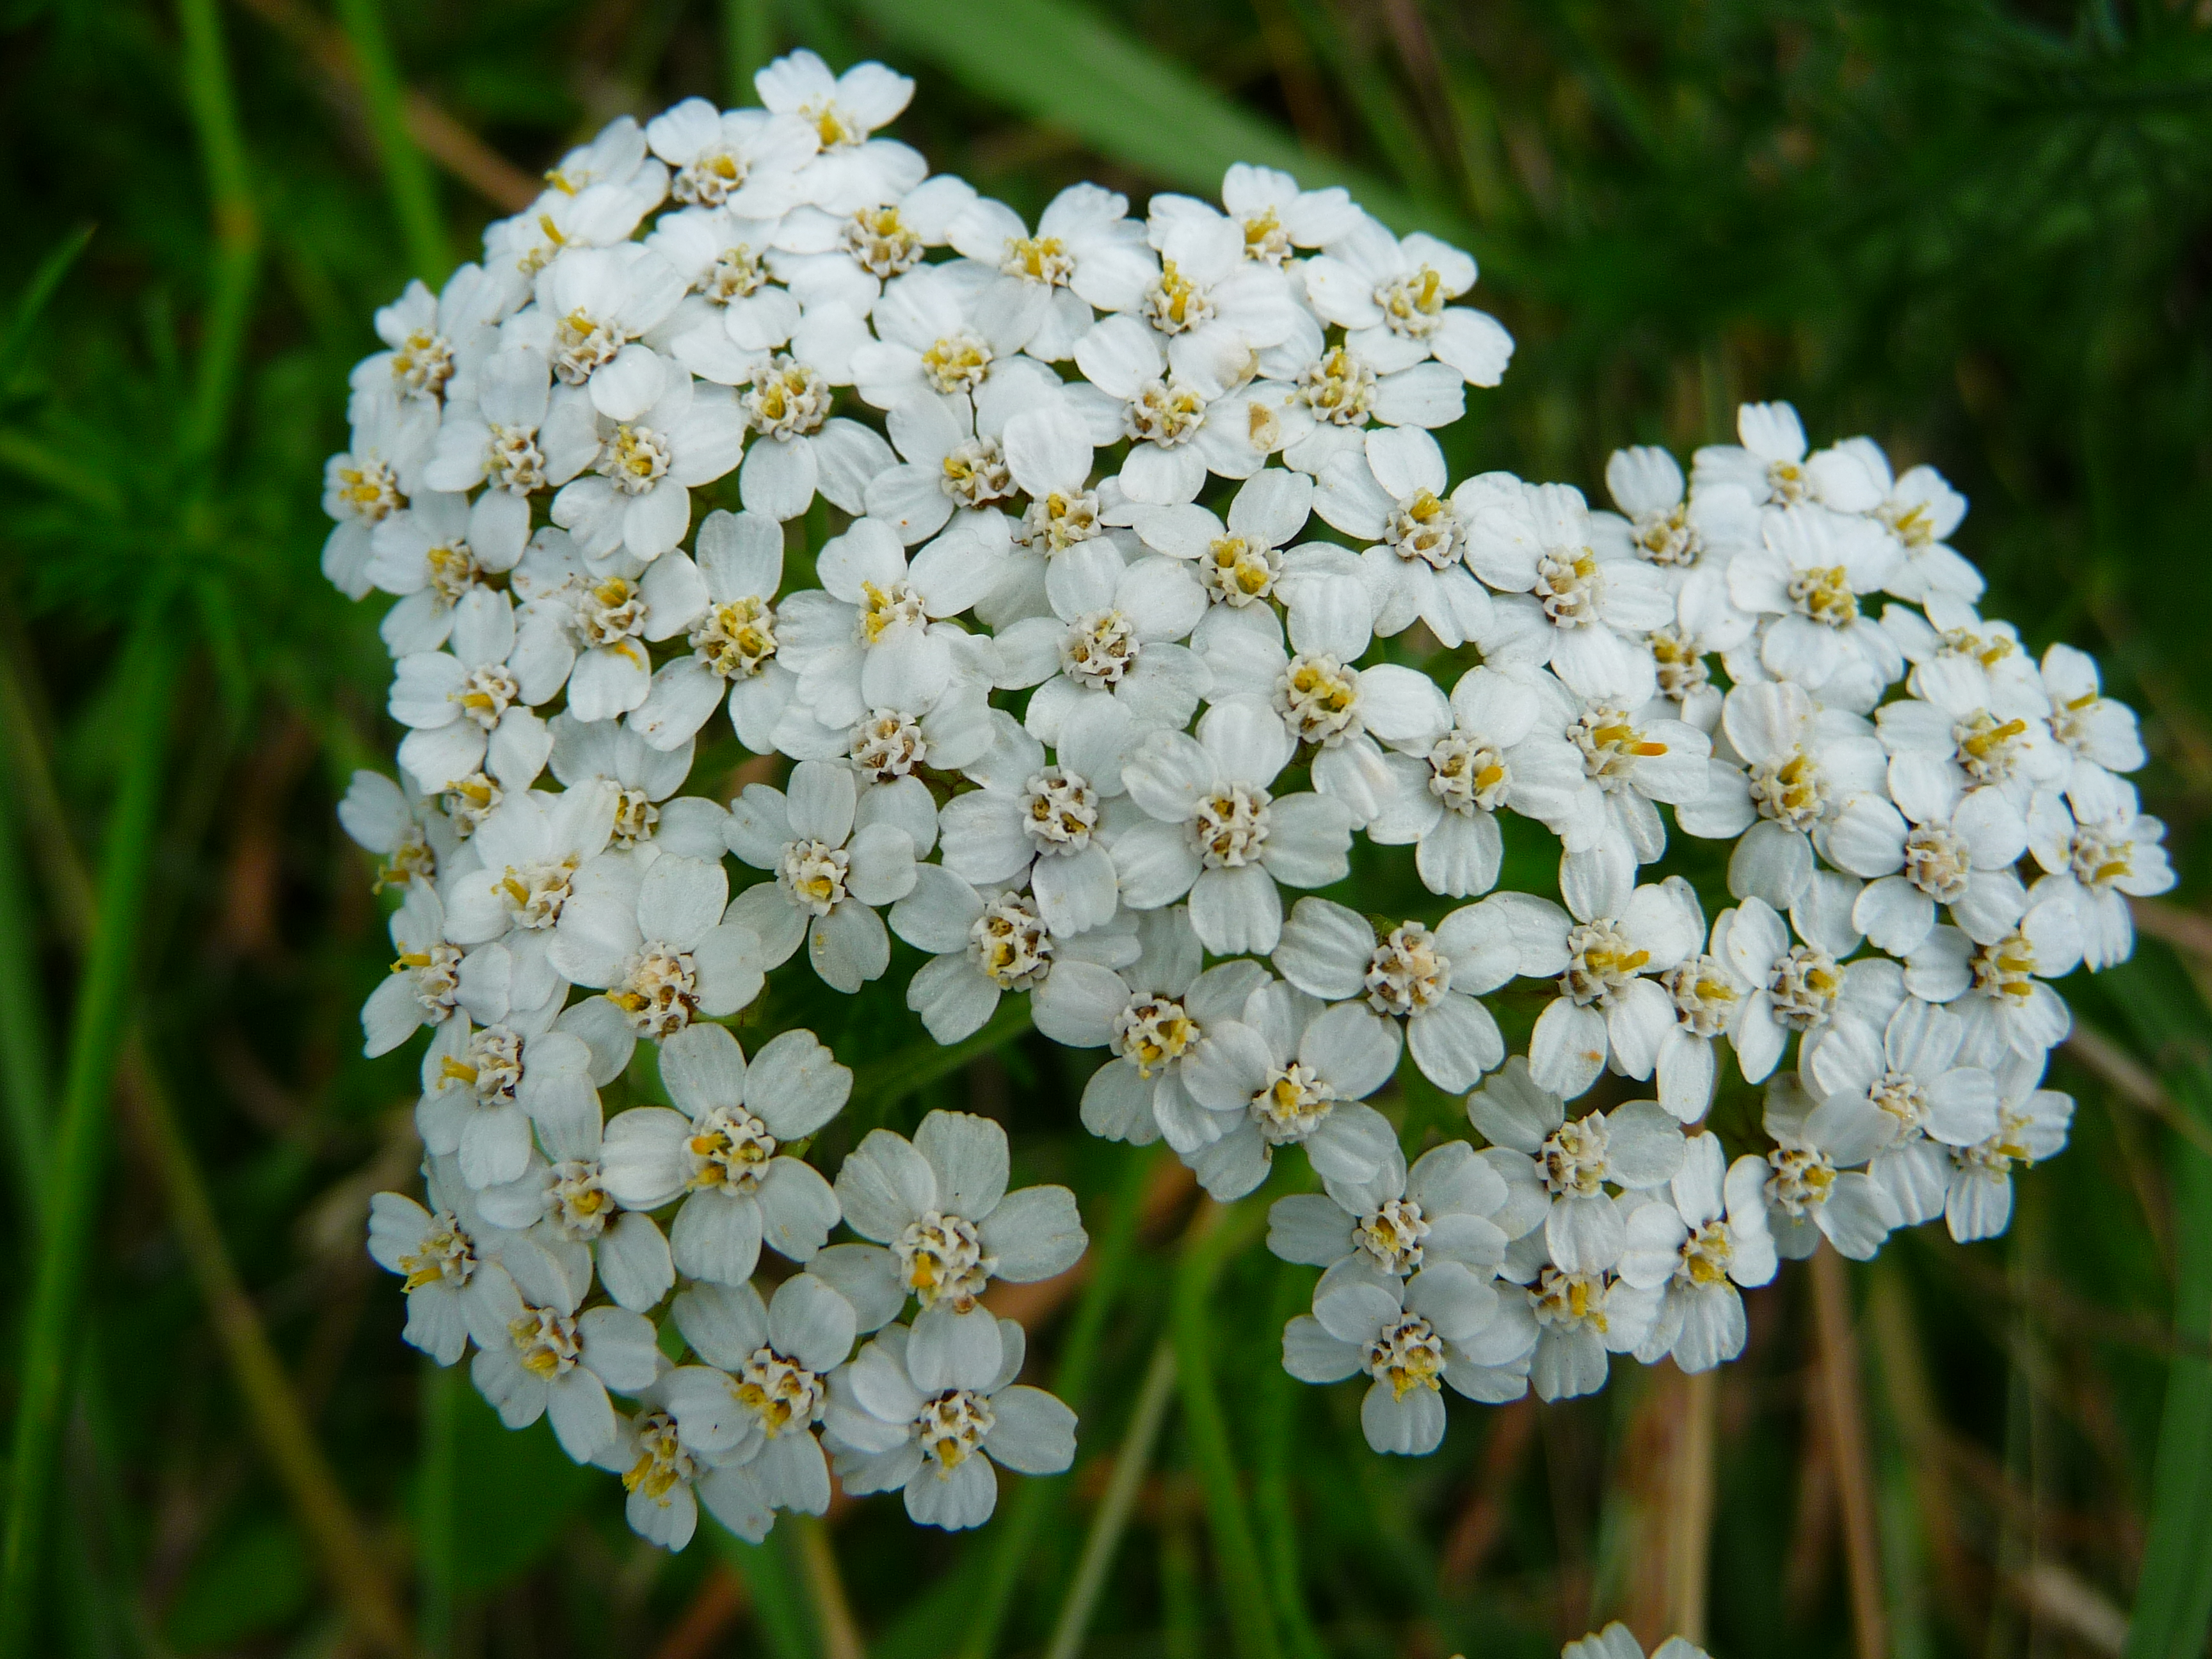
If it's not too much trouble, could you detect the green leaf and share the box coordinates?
[844,0,1469,242]
[445,1386,595,1596]
[163,1518,312,1653]
[2110,949,2212,1659]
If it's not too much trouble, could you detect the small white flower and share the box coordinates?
[933,714,1119,936]
[1714,678,1892,912]
[367,1161,520,1364]
[1030,908,1272,1150]
[1129,467,1319,613]
[773,517,993,733]
[599,1023,847,1284]
[851,263,1067,415]
[833,1110,1088,1324]
[389,588,571,798]
[822,1313,1075,1531]
[1254,310,1466,477]
[1711,895,1877,1084]
[862,390,1036,549]
[475,1089,677,1317]
[1299,216,1513,387]
[1825,783,2030,959]
[1566,1623,1713,1659]
[463,1240,661,1463]
[1268,1139,1512,1281]
[890,869,1139,1042]
[1800,993,1998,1230]
[645,97,820,216]
[1311,428,1493,648]
[1726,505,1903,712]
[1194,619,1446,830]
[1900,900,2081,1068]
[1113,699,1354,956]
[1468,1057,1689,1283]
[1943,1052,2072,1243]
[1617,1132,1779,1373]
[1122,203,1303,386]
[993,541,1211,790]
[322,390,435,597]
[944,184,1157,364]
[1070,314,1279,504]
[548,851,767,1040]
[443,781,619,950]
[725,758,920,992]
[1525,864,1706,1102]
[366,489,525,657]
[2039,642,2147,821]
[1592,445,1759,587]
[1503,1251,1660,1404]
[1690,401,1881,512]
[351,266,510,414]
[549,369,744,563]
[511,246,688,425]
[1753,1070,1898,1260]
[339,769,454,892]
[1827,436,1981,604]
[641,1272,863,1545]
[1176,983,1405,1199]
[629,509,798,753]
[361,884,465,1058]
[483,117,668,279]
[1875,653,2067,849]
[2026,790,2174,970]
[757,51,920,216]
[707,346,894,522]
[421,345,572,554]
[1272,896,1514,1092]
[417,1002,598,1191]
[546,714,727,858]
[1463,477,1678,704]
[1366,664,1594,897]
[1281,1256,1506,1454]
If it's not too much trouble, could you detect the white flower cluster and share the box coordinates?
[334,50,2164,1524]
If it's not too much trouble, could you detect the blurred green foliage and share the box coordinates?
[5,0,2212,1656]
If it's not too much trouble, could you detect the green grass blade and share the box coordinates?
[2110,949,2212,1658]
[0,780,53,1236]
[845,0,1468,242]
[174,0,260,469]
[0,620,173,1659]
[849,1000,1033,1114]
[1169,1199,1279,1659]
[714,1524,819,1659]
[725,0,779,104]
[1254,1264,1325,1659]
[417,1359,460,1659]
[0,225,95,402]
[959,1144,1160,1659]
[333,0,449,282]
[1042,1337,1178,1659]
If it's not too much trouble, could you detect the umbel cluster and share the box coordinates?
[327,49,2168,1553]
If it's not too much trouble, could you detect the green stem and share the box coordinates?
[1169,1200,1279,1659]
[1254,1265,1325,1659]
[723,0,777,105]
[332,0,448,282]
[0,620,173,1659]
[1041,1336,1178,1659]
[714,1525,817,1659]
[2112,951,2212,1658]
[958,1144,1157,1659]
[417,1359,459,1658]
[173,0,261,467]
[0,778,53,1235]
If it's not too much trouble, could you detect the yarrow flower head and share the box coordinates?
[330,65,2151,1541]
